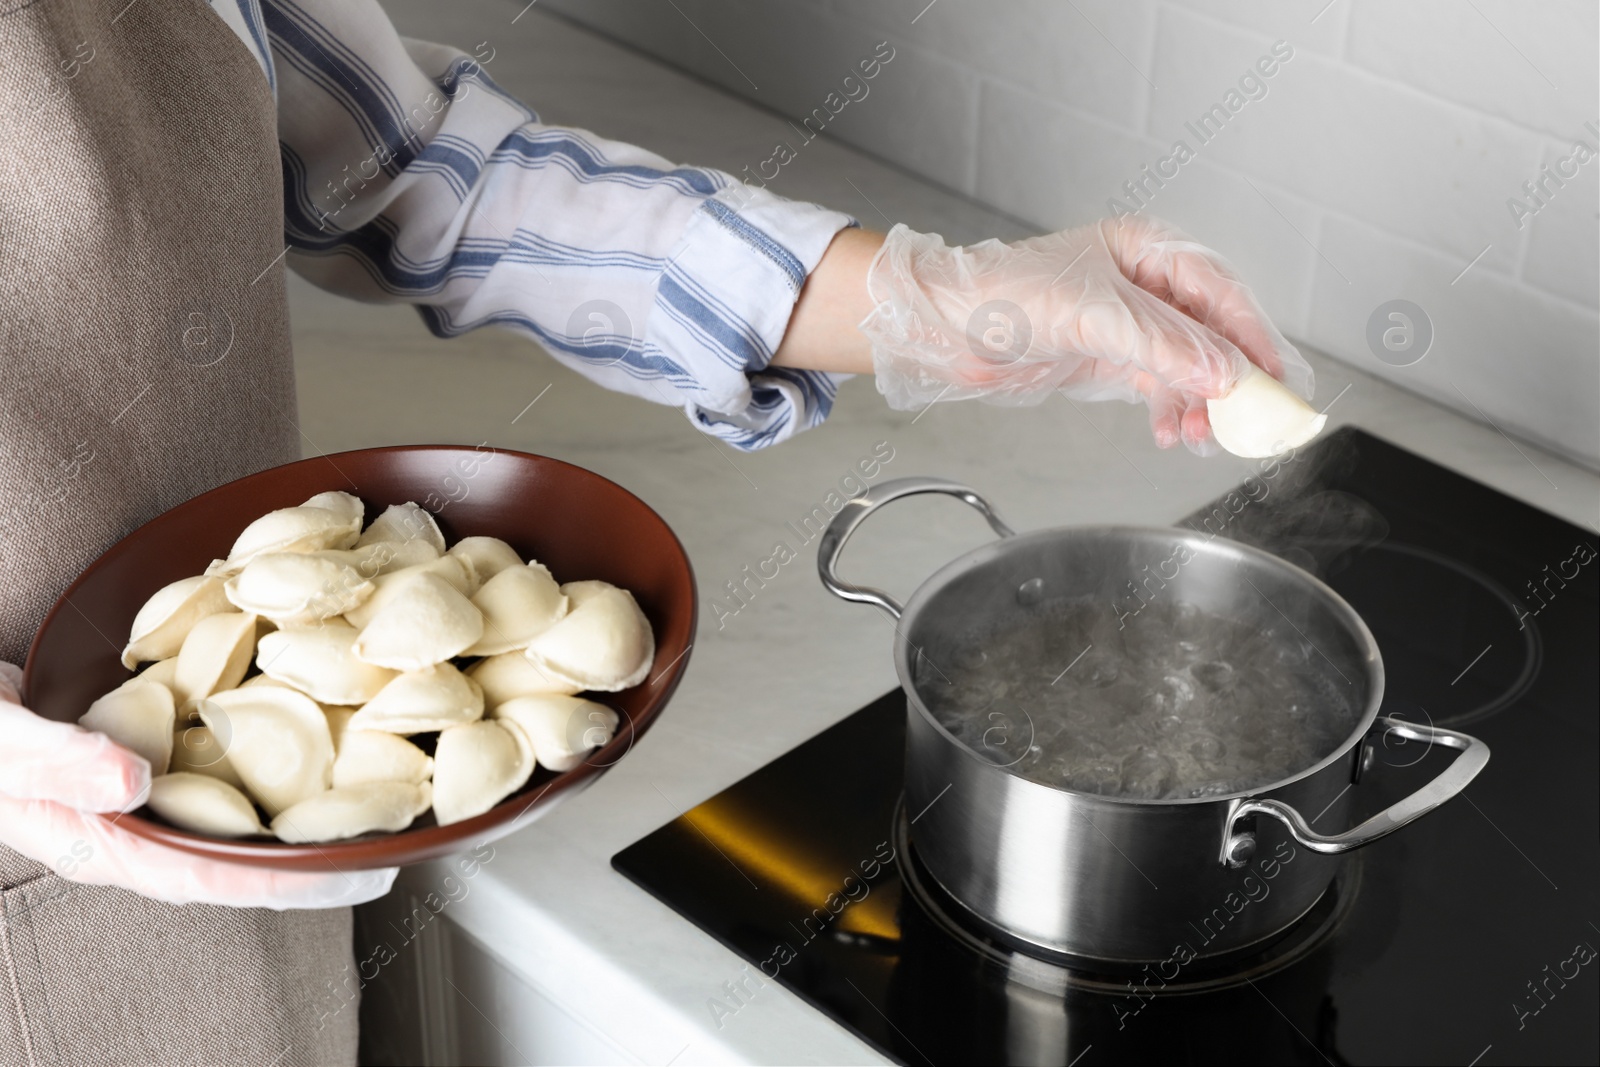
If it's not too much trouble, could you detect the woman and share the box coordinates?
[0,0,1309,1062]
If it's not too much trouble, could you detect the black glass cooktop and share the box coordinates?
[614,428,1599,1065]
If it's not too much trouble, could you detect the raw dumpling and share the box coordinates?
[346,663,485,734]
[357,502,446,554]
[302,490,365,528]
[270,781,432,843]
[224,551,376,626]
[448,537,522,588]
[464,562,567,656]
[332,730,434,788]
[171,611,257,712]
[117,656,178,694]
[169,723,248,790]
[521,581,654,692]
[343,556,475,630]
[79,681,176,774]
[493,694,620,773]
[206,491,364,575]
[147,773,268,838]
[199,686,335,816]
[431,720,534,826]
[363,537,441,575]
[1206,365,1328,458]
[121,575,232,668]
[256,621,398,705]
[352,573,483,670]
[466,651,582,708]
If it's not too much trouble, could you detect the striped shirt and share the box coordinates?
[207,0,857,450]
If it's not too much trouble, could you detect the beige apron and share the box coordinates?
[1,0,355,1062]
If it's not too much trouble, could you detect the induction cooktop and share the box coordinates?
[614,428,1599,1065]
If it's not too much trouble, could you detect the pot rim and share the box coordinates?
[893,524,1386,807]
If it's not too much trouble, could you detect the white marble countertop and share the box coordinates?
[290,6,1600,1064]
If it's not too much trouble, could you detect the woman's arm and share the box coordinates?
[268,0,854,452]
[773,219,1311,452]
[771,227,883,375]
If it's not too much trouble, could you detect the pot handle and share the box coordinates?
[817,477,1016,621]
[1219,716,1489,865]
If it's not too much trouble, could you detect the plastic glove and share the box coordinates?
[860,216,1313,452]
[0,662,395,909]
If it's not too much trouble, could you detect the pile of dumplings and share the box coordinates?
[79,490,655,843]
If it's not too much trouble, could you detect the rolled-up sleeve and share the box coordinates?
[264,0,855,450]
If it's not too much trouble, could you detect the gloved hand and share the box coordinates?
[0,662,395,909]
[860,216,1313,453]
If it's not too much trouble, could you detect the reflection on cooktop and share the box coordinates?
[615,429,1598,1065]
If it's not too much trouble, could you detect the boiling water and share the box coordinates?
[915,596,1357,799]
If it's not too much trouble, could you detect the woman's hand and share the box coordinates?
[774,216,1311,453]
[0,663,395,909]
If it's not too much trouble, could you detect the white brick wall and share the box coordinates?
[534,0,1599,468]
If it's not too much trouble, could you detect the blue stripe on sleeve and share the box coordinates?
[233,0,276,92]
[698,199,807,291]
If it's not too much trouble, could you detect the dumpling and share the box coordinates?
[332,730,434,788]
[169,723,248,790]
[1207,365,1327,459]
[171,611,257,712]
[79,681,176,774]
[521,581,654,692]
[493,694,620,773]
[465,651,582,708]
[302,490,365,528]
[224,551,376,626]
[270,781,433,843]
[352,573,483,670]
[117,656,178,695]
[121,575,231,668]
[199,686,335,816]
[146,773,268,838]
[356,502,446,554]
[464,562,567,656]
[431,720,534,826]
[256,621,398,705]
[342,557,475,630]
[363,537,441,575]
[346,663,484,734]
[448,537,523,589]
[206,491,364,576]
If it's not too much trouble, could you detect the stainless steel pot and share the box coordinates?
[819,477,1489,962]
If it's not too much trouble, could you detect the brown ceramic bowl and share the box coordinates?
[22,446,696,871]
